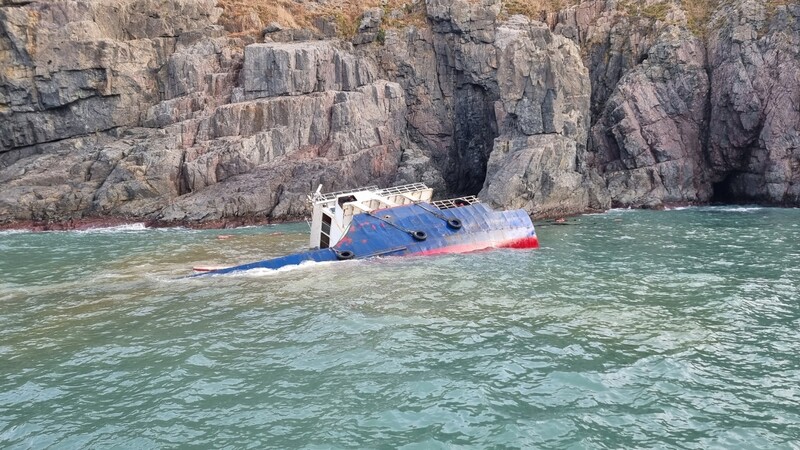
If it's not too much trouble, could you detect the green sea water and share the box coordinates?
[1,206,799,449]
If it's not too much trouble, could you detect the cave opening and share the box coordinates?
[711,172,739,204]
[447,83,499,197]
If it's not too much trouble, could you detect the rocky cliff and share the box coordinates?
[1,0,798,228]
[706,0,800,204]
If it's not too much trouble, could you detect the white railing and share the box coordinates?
[376,183,429,196]
[309,183,431,204]
[432,196,480,210]
[309,185,379,203]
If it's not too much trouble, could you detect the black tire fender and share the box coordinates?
[336,250,355,260]
[447,218,462,229]
[412,230,427,241]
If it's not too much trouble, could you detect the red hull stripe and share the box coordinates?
[498,236,540,249]
[411,235,539,256]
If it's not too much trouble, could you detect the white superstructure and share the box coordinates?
[307,183,434,249]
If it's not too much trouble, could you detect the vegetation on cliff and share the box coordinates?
[216,0,427,38]
[217,0,797,40]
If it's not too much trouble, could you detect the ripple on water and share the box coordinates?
[1,207,799,448]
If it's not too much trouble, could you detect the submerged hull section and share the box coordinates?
[194,203,538,276]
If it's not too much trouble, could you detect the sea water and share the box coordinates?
[1,207,799,448]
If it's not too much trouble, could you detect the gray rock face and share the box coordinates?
[479,16,596,216]
[353,7,383,45]
[554,0,670,121]
[0,1,407,226]
[240,42,375,99]
[573,0,800,208]
[706,0,800,204]
[493,17,589,143]
[159,80,407,222]
[2,0,799,228]
[1,0,231,223]
[481,135,589,217]
[375,2,597,216]
[590,26,711,207]
[0,0,222,151]
[373,25,452,195]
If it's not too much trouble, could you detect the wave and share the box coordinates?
[230,259,349,277]
[662,205,766,213]
[179,258,358,280]
[73,223,149,233]
[75,223,203,234]
[0,229,29,235]
[584,207,636,216]
[711,206,764,212]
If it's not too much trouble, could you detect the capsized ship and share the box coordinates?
[192,183,538,276]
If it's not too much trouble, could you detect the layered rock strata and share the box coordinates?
[1,0,799,228]
[1,1,408,225]
[706,0,800,204]
[589,26,711,207]
[556,0,799,208]
[376,2,598,217]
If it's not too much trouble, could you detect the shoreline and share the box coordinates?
[0,215,303,232]
[1,201,785,232]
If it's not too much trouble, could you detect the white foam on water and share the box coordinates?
[69,223,196,234]
[0,229,28,235]
[74,223,148,233]
[701,206,764,213]
[584,208,636,216]
[226,224,282,230]
[709,259,735,267]
[0,283,30,301]
[90,271,134,282]
[173,258,362,280]
[228,259,352,277]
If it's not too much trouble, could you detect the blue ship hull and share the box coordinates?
[192,202,538,276]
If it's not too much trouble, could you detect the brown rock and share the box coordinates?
[590,26,711,207]
[706,0,800,204]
